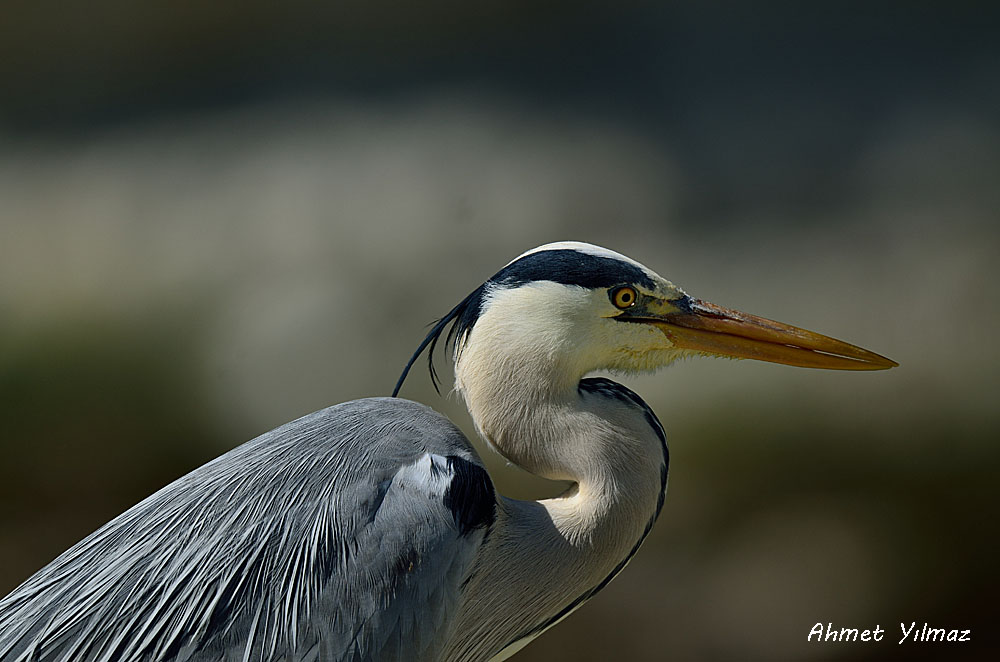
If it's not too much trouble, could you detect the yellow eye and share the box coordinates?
[611,286,637,309]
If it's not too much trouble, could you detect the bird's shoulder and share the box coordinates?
[0,397,496,662]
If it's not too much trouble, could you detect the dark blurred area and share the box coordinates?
[1,2,998,660]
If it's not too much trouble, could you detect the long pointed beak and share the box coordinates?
[649,298,898,370]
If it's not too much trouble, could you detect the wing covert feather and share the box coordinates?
[0,398,495,662]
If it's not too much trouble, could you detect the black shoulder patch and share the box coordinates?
[443,456,496,536]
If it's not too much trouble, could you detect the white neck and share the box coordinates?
[455,324,666,539]
[446,293,668,660]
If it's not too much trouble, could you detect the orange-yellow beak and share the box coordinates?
[639,296,897,370]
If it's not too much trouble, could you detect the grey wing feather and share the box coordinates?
[0,398,496,662]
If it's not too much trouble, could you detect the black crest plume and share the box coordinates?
[391,285,485,397]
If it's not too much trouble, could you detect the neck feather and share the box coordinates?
[454,324,667,542]
[447,327,669,660]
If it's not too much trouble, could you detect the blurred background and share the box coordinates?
[1,2,998,660]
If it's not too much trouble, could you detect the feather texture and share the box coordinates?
[0,399,494,662]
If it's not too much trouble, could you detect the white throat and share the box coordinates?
[453,282,665,501]
[445,280,670,661]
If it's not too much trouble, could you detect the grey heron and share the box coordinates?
[0,241,896,661]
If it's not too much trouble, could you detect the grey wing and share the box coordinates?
[0,398,496,662]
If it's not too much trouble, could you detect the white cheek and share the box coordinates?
[599,317,679,372]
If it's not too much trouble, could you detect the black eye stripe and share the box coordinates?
[491,250,655,291]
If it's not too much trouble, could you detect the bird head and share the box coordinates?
[393,241,896,398]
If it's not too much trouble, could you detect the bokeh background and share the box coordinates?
[2,2,998,660]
